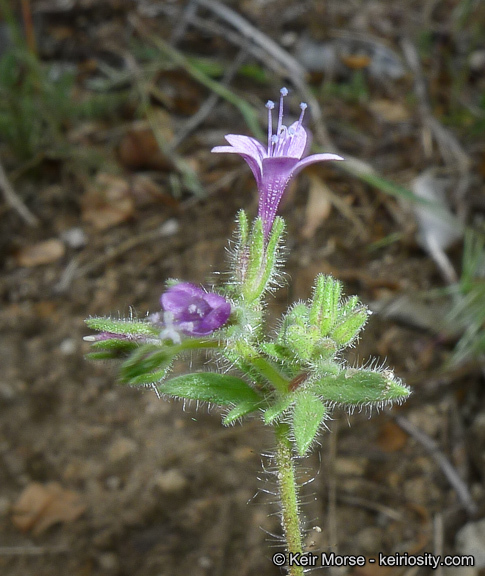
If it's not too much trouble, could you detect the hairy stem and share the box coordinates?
[274,422,304,576]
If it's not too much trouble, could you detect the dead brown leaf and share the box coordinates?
[368,99,411,123]
[131,174,177,208]
[376,420,408,452]
[118,125,173,171]
[301,174,332,240]
[12,482,85,535]
[340,54,371,69]
[16,239,65,267]
[81,172,135,230]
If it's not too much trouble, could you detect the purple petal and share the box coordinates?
[212,151,262,192]
[203,291,230,309]
[160,282,231,337]
[213,134,266,189]
[261,156,300,187]
[287,153,344,180]
[223,134,266,159]
[170,282,204,297]
[211,145,240,154]
[258,157,300,237]
[275,123,308,159]
[257,154,342,237]
[193,302,231,335]
[161,282,204,313]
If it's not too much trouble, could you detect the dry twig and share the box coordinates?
[56,222,177,292]
[395,415,477,516]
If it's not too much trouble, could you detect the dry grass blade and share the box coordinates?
[196,0,335,148]
[170,46,249,150]
[0,158,38,226]
[401,38,471,211]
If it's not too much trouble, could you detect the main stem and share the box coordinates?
[274,422,304,576]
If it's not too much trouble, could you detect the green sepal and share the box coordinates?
[243,217,265,301]
[264,394,293,424]
[231,210,250,291]
[311,337,338,362]
[285,324,317,361]
[120,344,174,386]
[292,391,326,456]
[310,275,342,336]
[157,373,262,406]
[259,341,293,362]
[253,216,285,297]
[280,302,309,344]
[236,209,249,247]
[312,368,411,406]
[241,216,285,302]
[223,399,262,425]
[85,317,159,338]
[330,306,368,347]
[339,295,360,315]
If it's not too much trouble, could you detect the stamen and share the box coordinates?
[266,100,275,155]
[297,102,307,130]
[277,87,288,135]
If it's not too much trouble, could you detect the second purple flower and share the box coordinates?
[160,282,231,339]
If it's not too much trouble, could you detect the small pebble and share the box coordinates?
[61,227,88,249]
[153,469,187,494]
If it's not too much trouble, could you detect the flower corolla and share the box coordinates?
[212,87,343,237]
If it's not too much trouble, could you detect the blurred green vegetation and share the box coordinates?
[446,228,485,366]
[0,1,130,165]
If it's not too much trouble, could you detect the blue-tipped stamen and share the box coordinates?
[266,100,275,155]
[297,102,307,130]
[277,87,288,136]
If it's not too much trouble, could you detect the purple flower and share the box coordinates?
[212,87,343,237]
[160,282,231,340]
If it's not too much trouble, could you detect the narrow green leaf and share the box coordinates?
[91,338,139,353]
[129,365,173,386]
[260,341,294,363]
[85,317,159,337]
[264,394,293,424]
[86,351,121,360]
[120,344,173,385]
[158,373,261,406]
[223,400,262,425]
[292,391,326,456]
[313,368,411,406]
